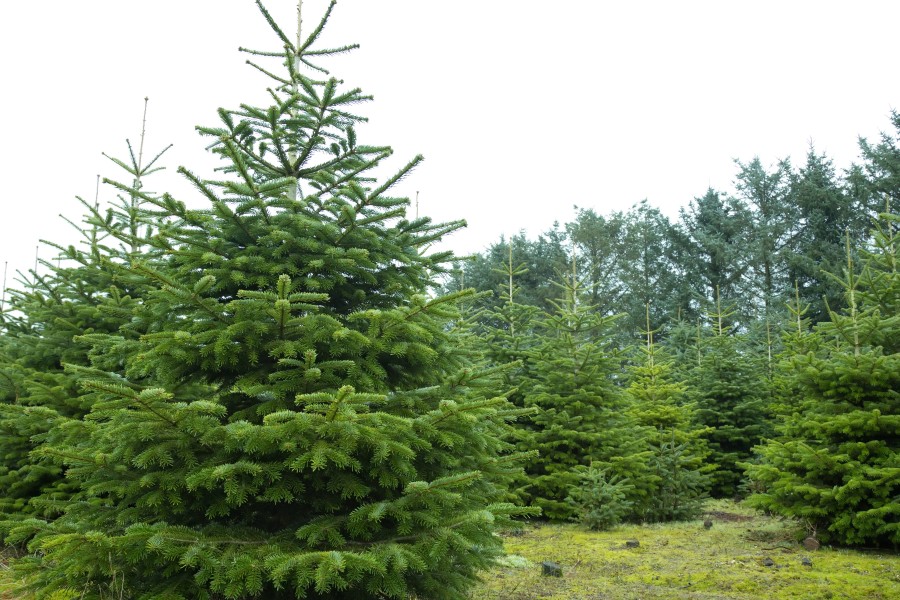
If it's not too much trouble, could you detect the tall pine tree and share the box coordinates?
[10,3,532,598]
[0,118,170,524]
[746,210,899,546]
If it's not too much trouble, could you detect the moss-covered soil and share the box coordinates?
[472,501,900,600]
[0,501,896,599]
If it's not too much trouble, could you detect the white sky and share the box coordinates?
[2,1,899,288]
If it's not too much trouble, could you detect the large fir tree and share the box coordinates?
[789,149,873,323]
[746,210,900,546]
[673,189,754,327]
[734,157,797,318]
[567,207,625,317]
[9,3,532,598]
[615,202,686,340]
[475,241,542,381]
[462,241,542,506]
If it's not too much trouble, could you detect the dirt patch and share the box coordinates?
[702,510,755,522]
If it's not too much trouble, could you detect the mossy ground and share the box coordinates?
[472,500,900,600]
[0,501,896,599]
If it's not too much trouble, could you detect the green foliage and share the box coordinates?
[734,157,797,316]
[746,210,900,547]
[465,243,543,508]
[789,149,874,323]
[566,208,625,318]
[446,230,569,314]
[613,202,687,338]
[566,466,632,531]
[0,12,896,594]
[673,189,754,327]
[473,240,542,391]
[855,110,900,208]
[0,139,167,523]
[516,267,646,520]
[625,313,710,522]
[1,3,533,598]
[457,204,687,348]
[643,433,709,522]
[685,295,770,498]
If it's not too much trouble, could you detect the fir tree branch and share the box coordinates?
[292,100,328,173]
[245,59,291,86]
[253,0,292,48]
[36,448,96,465]
[0,370,20,401]
[238,46,285,58]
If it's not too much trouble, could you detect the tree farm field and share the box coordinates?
[470,501,900,600]
[1,0,899,596]
[0,501,896,599]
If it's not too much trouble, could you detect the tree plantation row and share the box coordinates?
[0,1,897,599]
[443,117,898,544]
[446,192,898,537]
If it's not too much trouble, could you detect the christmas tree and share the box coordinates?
[517,261,644,521]
[476,240,542,400]
[625,305,710,522]
[11,3,532,597]
[0,115,169,523]
[471,241,542,505]
[746,210,900,546]
[689,290,769,498]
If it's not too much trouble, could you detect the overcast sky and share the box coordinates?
[2,1,899,289]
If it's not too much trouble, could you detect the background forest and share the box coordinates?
[444,124,899,536]
[0,2,897,599]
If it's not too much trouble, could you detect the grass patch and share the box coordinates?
[473,500,900,599]
[0,502,896,599]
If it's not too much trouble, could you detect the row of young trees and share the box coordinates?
[0,2,896,597]
[451,116,899,547]
[460,202,898,545]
